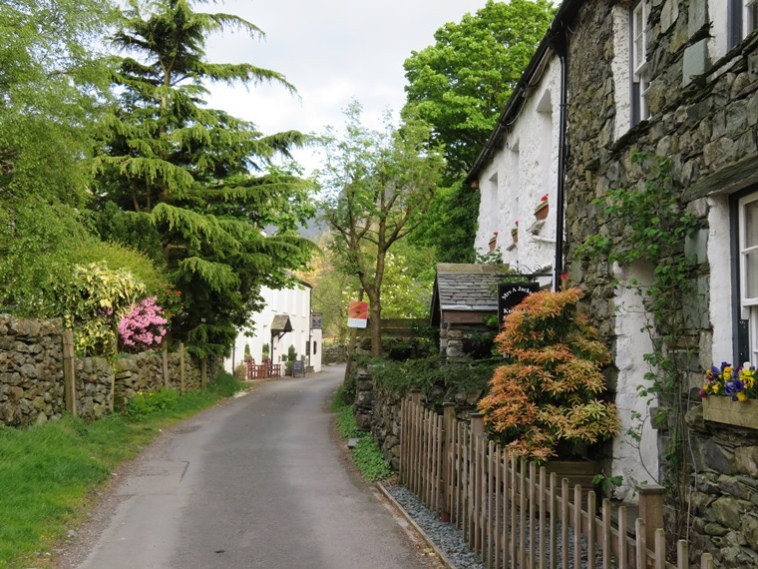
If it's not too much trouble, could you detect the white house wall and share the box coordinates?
[611,262,660,502]
[224,282,321,375]
[474,54,562,289]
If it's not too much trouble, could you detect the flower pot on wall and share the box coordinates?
[702,397,758,430]
[534,202,549,220]
[511,229,518,244]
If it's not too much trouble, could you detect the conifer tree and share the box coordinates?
[93,0,315,357]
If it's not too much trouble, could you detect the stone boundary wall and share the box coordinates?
[0,315,66,426]
[114,351,214,410]
[0,314,215,426]
[323,345,347,365]
[354,366,486,472]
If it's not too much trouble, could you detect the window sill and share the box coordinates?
[702,396,758,430]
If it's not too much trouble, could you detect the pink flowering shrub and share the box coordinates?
[118,297,168,352]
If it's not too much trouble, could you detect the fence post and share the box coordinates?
[441,402,456,522]
[179,342,186,395]
[162,342,170,388]
[470,412,484,436]
[62,330,77,417]
[411,388,421,405]
[470,413,484,552]
[638,484,665,561]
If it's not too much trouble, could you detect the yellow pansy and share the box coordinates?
[738,392,748,402]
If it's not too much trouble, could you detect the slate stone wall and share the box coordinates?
[563,1,758,564]
[354,366,486,471]
[0,315,65,426]
[686,407,758,565]
[0,314,215,426]
[113,351,210,410]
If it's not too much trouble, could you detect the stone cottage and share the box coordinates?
[468,1,758,563]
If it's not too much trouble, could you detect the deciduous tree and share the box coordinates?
[403,0,555,262]
[318,102,443,356]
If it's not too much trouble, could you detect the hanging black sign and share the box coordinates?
[497,282,541,326]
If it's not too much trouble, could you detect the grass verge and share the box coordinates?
[0,372,246,569]
[333,398,391,483]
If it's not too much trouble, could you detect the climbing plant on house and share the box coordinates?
[577,152,701,540]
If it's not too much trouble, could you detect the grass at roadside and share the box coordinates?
[0,372,246,569]
[333,394,391,483]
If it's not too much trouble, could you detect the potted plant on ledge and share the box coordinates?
[510,221,518,244]
[534,194,549,220]
[478,287,619,472]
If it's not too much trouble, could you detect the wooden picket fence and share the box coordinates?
[399,394,713,569]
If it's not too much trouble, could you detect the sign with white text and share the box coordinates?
[497,283,541,326]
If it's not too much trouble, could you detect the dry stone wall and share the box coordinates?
[0,314,215,426]
[75,357,114,420]
[113,351,210,410]
[354,366,486,472]
[0,315,65,425]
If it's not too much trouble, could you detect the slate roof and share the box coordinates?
[434,263,511,312]
[271,314,293,333]
[431,263,516,327]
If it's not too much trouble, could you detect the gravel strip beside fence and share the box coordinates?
[384,482,608,569]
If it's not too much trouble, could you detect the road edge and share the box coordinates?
[375,482,456,569]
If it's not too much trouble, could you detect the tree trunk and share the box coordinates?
[368,291,382,357]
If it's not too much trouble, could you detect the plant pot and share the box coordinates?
[702,397,758,430]
[534,202,549,220]
[511,230,518,244]
[489,236,497,251]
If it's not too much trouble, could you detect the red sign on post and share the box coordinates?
[347,301,368,329]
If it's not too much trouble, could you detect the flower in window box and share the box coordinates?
[534,194,549,220]
[699,361,757,402]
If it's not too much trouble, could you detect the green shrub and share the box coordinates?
[208,372,245,397]
[333,404,390,481]
[352,437,391,481]
[371,354,498,399]
[336,405,362,438]
[125,388,180,420]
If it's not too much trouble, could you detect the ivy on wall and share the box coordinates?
[577,152,702,541]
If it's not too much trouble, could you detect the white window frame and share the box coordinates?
[739,193,758,363]
[631,1,650,123]
[746,0,758,37]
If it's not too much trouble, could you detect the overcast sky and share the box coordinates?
[204,0,490,174]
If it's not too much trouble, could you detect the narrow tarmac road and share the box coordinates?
[57,365,432,569]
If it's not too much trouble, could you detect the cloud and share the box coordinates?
[203,0,490,174]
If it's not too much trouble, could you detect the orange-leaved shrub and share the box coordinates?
[478,287,619,463]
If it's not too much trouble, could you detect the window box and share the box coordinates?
[702,396,758,430]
